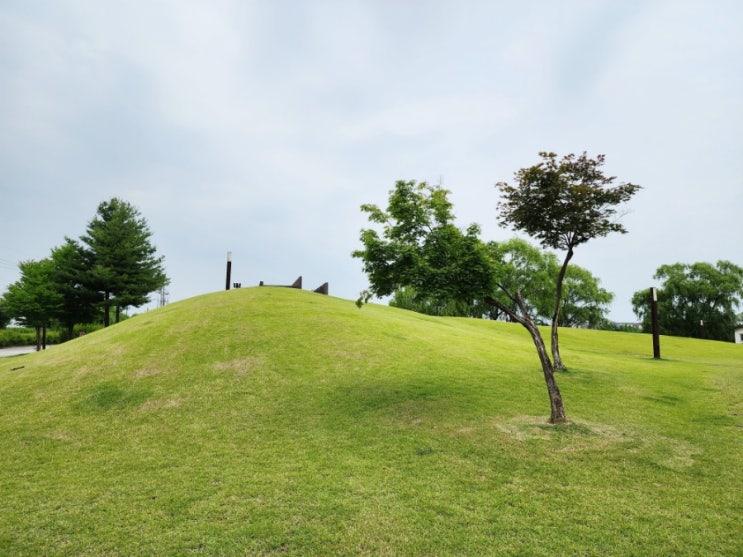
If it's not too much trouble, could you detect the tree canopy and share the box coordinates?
[496,151,640,369]
[487,238,613,328]
[496,152,641,251]
[80,198,168,326]
[1,198,169,338]
[50,238,100,336]
[632,261,743,342]
[560,264,614,329]
[0,297,11,329]
[353,180,495,314]
[3,258,62,349]
[486,238,553,322]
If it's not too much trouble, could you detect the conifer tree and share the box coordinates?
[80,198,168,326]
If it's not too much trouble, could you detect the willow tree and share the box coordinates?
[496,152,640,370]
[486,238,614,329]
[632,260,743,341]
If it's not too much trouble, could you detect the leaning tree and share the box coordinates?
[496,152,641,370]
[355,180,571,423]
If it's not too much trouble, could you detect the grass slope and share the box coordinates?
[0,287,741,556]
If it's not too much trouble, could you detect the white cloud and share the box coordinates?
[2,0,742,321]
[340,94,519,141]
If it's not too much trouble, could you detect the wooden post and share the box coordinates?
[225,251,232,291]
[650,287,661,359]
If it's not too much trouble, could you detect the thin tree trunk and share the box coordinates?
[35,326,41,352]
[42,322,47,350]
[103,291,110,327]
[551,247,574,371]
[526,319,567,424]
[486,292,567,424]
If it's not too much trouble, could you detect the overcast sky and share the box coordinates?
[1,0,741,322]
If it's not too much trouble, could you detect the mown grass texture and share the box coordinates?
[0,287,741,555]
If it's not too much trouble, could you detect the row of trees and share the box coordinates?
[354,152,642,423]
[1,198,168,349]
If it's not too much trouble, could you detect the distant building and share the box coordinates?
[613,322,642,331]
[735,326,743,344]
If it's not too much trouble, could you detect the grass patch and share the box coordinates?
[0,287,741,555]
[73,381,153,413]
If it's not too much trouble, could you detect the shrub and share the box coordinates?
[0,327,62,348]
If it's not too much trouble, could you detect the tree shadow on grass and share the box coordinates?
[73,381,152,413]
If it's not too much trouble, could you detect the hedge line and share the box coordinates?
[0,328,61,348]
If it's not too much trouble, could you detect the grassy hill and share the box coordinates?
[1,287,741,556]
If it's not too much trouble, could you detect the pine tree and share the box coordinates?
[80,198,168,326]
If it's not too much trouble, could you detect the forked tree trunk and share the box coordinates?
[551,247,574,371]
[521,309,567,423]
[486,292,567,424]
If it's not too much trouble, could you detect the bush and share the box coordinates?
[58,323,103,343]
[0,327,62,348]
[0,328,37,348]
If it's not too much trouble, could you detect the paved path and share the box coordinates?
[0,346,41,358]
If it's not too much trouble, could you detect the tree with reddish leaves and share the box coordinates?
[496,152,641,371]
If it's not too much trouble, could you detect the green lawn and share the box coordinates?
[1,287,741,555]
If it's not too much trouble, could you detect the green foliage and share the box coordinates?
[354,180,495,315]
[1,199,167,336]
[0,288,740,555]
[0,328,34,347]
[487,238,613,328]
[0,297,11,328]
[561,264,614,328]
[0,325,91,348]
[487,238,555,322]
[0,327,59,347]
[80,198,168,325]
[50,238,101,334]
[3,259,62,330]
[632,260,743,341]
[56,322,104,343]
[389,286,488,317]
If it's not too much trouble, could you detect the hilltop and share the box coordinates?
[0,287,741,555]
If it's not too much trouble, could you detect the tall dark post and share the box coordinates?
[225,251,232,291]
[650,287,660,359]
